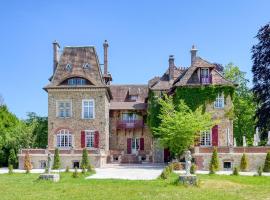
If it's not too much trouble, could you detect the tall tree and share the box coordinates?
[224,63,256,144]
[154,95,215,157]
[252,22,270,139]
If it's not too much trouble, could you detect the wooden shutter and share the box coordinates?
[94,131,99,148]
[140,138,144,150]
[127,138,132,154]
[212,125,218,146]
[81,131,85,148]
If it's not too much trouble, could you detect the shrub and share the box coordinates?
[8,164,13,174]
[87,164,95,173]
[263,151,270,172]
[8,149,17,168]
[82,167,86,175]
[72,167,79,178]
[160,166,171,179]
[81,148,89,169]
[172,162,182,170]
[232,167,239,176]
[52,148,60,169]
[190,163,197,174]
[209,147,219,173]
[257,166,263,176]
[23,152,32,173]
[168,164,173,173]
[44,167,48,173]
[65,166,70,173]
[240,153,248,171]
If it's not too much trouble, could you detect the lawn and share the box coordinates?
[0,172,270,200]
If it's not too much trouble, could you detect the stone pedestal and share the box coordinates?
[179,174,197,185]
[39,174,60,182]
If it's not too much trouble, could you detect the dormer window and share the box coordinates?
[200,68,211,84]
[83,63,91,69]
[67,78,87,85]
[65,64,72,72]
[129,95,138,101]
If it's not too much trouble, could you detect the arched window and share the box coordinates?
[56,129,72,148]
[60,77,92,86]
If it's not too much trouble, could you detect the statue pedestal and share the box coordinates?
[39,174,60,182]
[179,174,197,185]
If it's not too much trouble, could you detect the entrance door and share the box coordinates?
[131,138,140,154]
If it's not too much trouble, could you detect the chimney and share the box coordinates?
[168,55,175,81]
[103,40,109,75]
[52,40,60,73]
[190,45,198,65]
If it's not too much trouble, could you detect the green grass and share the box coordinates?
[0,172,270,200]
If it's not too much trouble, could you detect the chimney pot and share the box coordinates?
[52,40,60,73]
[190,45,198,65]
[103,40,109,75]
[168,55,175,81]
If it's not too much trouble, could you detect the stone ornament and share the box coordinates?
[185,150,192,175]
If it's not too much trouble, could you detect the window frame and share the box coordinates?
[85,130,95,148]
[56,100,72,118]
[200,130,212,147]
[214,93,225,109]
[81,99,95,119]
[56,129,73,148]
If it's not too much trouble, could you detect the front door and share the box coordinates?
[131,138,140,154]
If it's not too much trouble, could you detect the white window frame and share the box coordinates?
[200,130,212,146]
[85,130,95,148]
[56,129,72,148]
[214,93,225,109]
[82,99,95,119]
[56,100,72,118]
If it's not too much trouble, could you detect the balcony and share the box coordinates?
[117,120,144,129]
[200,74,212,84]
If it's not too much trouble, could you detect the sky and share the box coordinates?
[0,0,269,119]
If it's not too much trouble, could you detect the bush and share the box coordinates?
[168,164,173,173]
[65,166,70,173]
[190,163,197,174]
[209,147,219,173]
[81,148,90,169]
[240,153,248,171]
[52,148,60,169]
[23,152,32,173]
[257,166,263,176]
[82,167,86,175]
[172,162,182,170]
[160,166,172,179]
[232,167,239,176]
[8,164,13,174]
[263,151,270,172]
[8,149,17,169]
[72,167,79,178]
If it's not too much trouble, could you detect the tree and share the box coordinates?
[263,151,270,172]
[81,148,89,169]
[0,94,4,106]
[52,148,60,169]
[23,152,32,173]
[209,147,219,173]
[8,149,17,168]
[224,63,256,144]
[240,153,248,172]
[252,22,270,138]
[154,95,215,157]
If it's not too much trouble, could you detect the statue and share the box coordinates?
[233,137,237,147]
[243,136,247,147]
[267,131,270,146]
[47,153,52,174]
[184,150,192,175]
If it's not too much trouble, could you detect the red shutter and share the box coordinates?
[81,131,85,148]
[212,125,218,146]
[127,138,132,154]
[140,138,144,150]
[94,131,99,148]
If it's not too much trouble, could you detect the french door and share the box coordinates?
[131,138,140,154]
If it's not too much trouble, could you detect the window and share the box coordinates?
[214,93,224,108]
[65,64,72,72]
[57,101,71,118]
[67,78,87,85]
[122,113,137,122]
[129,95,138,101]
[223,161,232,170]
[83,63,91,69]
[200,68,211,84]
[82,99,95,119]
[85,130,95,148]
[200,130,211,146]
[56,129,72,148]
[40,160,46,169]
[73,161,80,169]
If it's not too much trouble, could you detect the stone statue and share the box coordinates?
[243,136,247,147]
[233,137,237,147]
[184,150,192,175]
[47,153,52,174]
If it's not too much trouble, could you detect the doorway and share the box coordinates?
[131,138,140,154]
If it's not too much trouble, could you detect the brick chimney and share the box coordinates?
[52,40,60,73]
[190,45,198,65]
[169,55,175,82]
[103,40,109,75]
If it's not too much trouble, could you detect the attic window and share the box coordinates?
[129,95,138,101]
[83,63,91,69]
[65,64,72,72]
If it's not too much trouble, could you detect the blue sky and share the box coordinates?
[0,0,269,119]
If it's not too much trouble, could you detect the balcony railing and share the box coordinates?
[200,74,212,84]
[117,120,144,129]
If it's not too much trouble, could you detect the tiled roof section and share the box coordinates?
[150,66,186,90]
[45,46,105,88]
[173,57,235,86]
[109,85,148,102]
